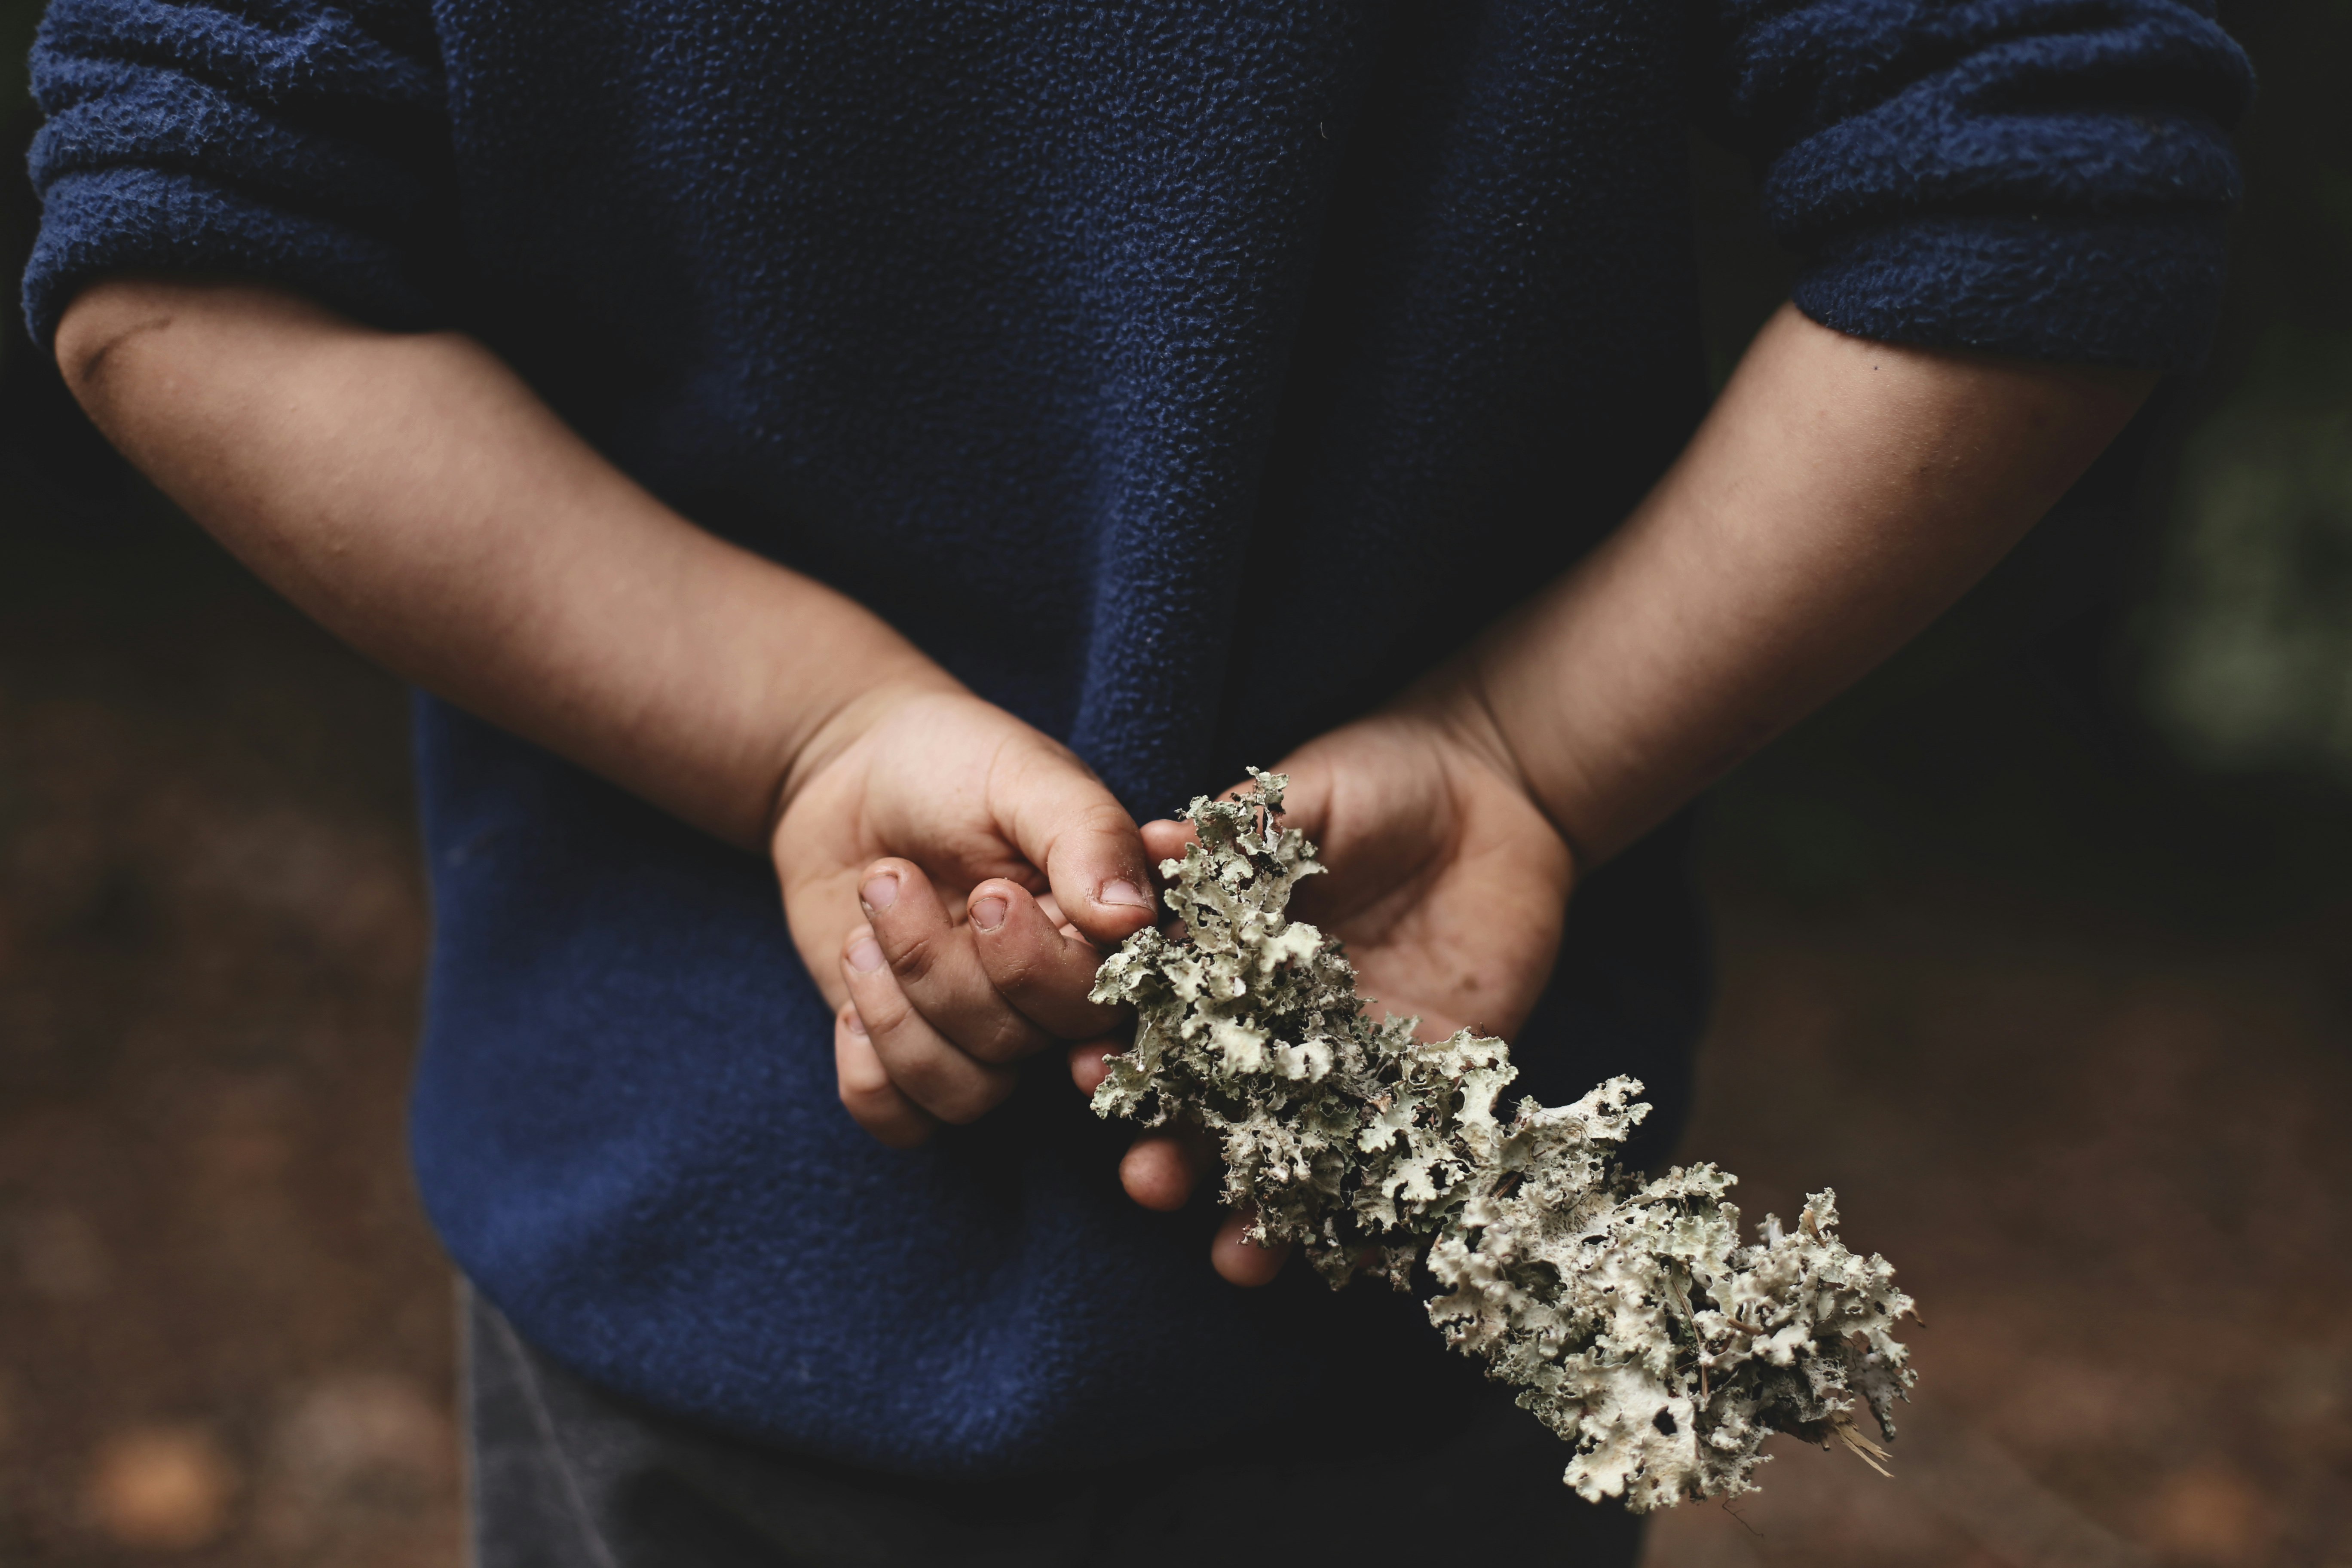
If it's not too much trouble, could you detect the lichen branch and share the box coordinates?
[1089,771,1916,1511]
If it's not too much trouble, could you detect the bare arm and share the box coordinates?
[58,274,1161,1149]
[1117,306,2159,1280]
[56,275,948,850]
[1458,302,2156,868]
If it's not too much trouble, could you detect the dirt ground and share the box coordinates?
[1,515,2346,1567]
[1645,876,2352,1568]
[0,521,451,1567]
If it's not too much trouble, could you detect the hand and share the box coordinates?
[1075,690,1577,1284]
[775,685,1158,1147]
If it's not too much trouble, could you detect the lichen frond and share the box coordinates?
[1090,771,1915,1511]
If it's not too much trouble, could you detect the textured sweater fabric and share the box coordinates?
[26,0,2246,1477]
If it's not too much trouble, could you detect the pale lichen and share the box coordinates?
[1090,771,1915,1511]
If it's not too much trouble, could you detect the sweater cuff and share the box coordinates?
[1791,210,2231,371]
[23,164,443,348]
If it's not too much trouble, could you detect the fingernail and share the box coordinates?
[843,1008,868,1036]
[970,895,1008,932]
[1098,878,1150,910]
[859,873,899,915]
[847,935,885,973]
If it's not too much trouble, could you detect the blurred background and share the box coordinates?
[1,0,2345,1562]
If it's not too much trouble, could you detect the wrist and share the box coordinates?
[1389,651,1588,882]
[764,659,967,845]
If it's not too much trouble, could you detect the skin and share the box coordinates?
[54,276,2153,1286]
[1106,308,2151,1279]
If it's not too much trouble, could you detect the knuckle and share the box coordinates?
[1072,797,1133,836]
[932,1076,1012,1126]
[964,1016,1045,1066]
[839,1077,893,1121]
[978,928,1087,999]
[932,1102,984,1127]
[887,930,943,988]
[978,940,1045,992]
[835,1050,892,1098]
[876,1045,960,1106]
[845,972,911,1032]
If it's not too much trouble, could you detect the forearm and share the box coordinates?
[56,276,954,850]
[1455,303,2155,867]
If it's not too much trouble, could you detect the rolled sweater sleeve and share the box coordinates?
[22,0,454,346]
[1699,0,2254,367]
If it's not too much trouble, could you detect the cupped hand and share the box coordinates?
[773,685,1158,1148]
[1076,695,1577,1284]
[1256,701,1577,1044]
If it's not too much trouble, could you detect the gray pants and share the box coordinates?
[463,1284,1644,1568]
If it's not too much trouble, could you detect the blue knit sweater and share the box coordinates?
[25,0,2245,1476]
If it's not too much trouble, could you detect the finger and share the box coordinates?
[991,751,1159,952]
[968,879,1125,1037]
[1211,1209,1291,1287]
[860,860,1054,1065]
[834,1004,936,1148]
[840,924,1016,1121]
[1139,818,1197,867]
[1118,1132,1203,1212]
[1067,1038,1121,1096]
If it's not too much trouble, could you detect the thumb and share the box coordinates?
[997,746,1159,950]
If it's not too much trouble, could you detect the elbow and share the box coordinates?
[52,275,182,417]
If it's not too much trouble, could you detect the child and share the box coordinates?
[26,0,2247,1561]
